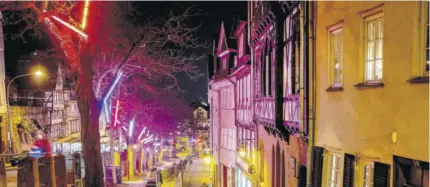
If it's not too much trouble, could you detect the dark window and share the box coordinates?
[268,40,272,96]
[394,156,429,187]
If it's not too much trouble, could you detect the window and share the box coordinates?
[328,154,342,187]
[363,164,374,187]
[239,33,245,57]
[328,23,343,88]
[222,58,227,69]
[290,157,296,177]
[424,2,429,73]
[365,15,384,82]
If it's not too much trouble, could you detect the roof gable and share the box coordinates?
[217,22,229,56]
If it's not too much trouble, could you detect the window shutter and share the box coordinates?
[311,146,324,187]
[373,162,390,187]
[343,154,355,187]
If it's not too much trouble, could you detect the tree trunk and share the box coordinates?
[77,51,104,187]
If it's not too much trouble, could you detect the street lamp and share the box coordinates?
[6,70,43,154]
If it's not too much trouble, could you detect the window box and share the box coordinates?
[326,87,344,92]
[354,82,384,90]
[407,76,429,84]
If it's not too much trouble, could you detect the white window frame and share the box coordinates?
[326,152,343,187]
[327,21,344,88]
[364,14,384,83]
[290,157,296,177]
[413,2,430,77]
[239,33,245,57]
[362,163,374,187]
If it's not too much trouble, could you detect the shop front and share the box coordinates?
[236,169,252,187]
[236,155,253,187]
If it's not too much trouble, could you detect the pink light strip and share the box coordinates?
[51,16,88,38]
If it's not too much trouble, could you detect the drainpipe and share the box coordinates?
[306,2,317,187]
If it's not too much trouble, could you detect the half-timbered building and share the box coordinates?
[248,1,311,187]
[208,21,239,187]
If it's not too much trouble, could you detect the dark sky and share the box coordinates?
[3,1,247,102]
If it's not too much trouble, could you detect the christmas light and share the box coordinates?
[138,128,146,140]
[103,71,123,122]
[113,100,120,127]
[129,116,136,137]
[51,16,88,38]
[81,0,90,29]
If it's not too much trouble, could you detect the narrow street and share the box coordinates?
[183,159,211,187]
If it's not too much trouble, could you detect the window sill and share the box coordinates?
[354,82,384,90]
[326,87,343,92]
[407,76,429,84]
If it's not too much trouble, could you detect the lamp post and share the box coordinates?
[6,71,42,154]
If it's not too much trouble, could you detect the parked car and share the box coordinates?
[10,151,29,166]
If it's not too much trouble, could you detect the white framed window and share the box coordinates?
[363,164,374,187]
[328,21,344,88]
[222,58,227,69]
[290,157,296,177]
[364,14,384,82]
[239,33,245,57]
[328,154,342,187]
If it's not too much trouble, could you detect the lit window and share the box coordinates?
[328,154,341,187]
[365,16,384,82]
[363,164,374,187]
[425,2,429,72]
[330,27,343,87]
[290,157,296,177]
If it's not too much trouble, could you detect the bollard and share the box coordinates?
[53,154,66,187]
[17,156,39,187]
[0,159,6,187]
[38,155,56,187]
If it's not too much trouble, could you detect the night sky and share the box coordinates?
[3,1,247,102]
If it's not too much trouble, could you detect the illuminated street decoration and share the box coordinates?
[51,16,88,38]
[128,116,136,137]
[103,71,123,123]
[138,127,147,140]
[113,100,120,127]
[81,0,90,29]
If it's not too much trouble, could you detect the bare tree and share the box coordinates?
[0,2,204,186]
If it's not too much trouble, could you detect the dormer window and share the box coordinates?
[222,57,227,69]
[238,32,245,57]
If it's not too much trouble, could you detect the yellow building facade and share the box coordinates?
[312,2,429,187]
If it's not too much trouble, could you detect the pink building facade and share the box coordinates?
[208,21,239,187]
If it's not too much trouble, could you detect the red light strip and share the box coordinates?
[113,100,120,127]
[51,16,88,38]
[81,0,90,29]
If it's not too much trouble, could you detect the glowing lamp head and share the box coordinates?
[239,149,246,157]
[203,157,211,164]
[34,71,43,76]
